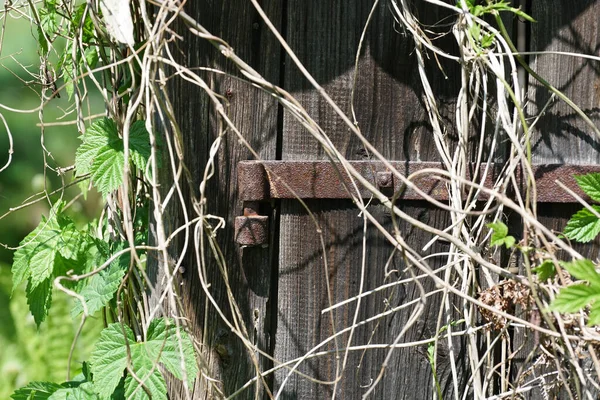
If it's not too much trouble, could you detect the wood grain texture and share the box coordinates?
[274,1,466,398]
[514,1,600,397]
[159,0,282,397]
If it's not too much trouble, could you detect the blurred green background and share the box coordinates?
[0,9,104,397]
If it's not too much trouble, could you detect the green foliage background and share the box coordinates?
[0,14,103,397]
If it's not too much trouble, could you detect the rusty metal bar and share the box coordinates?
[235,161,600,246]
[238,160,600,204]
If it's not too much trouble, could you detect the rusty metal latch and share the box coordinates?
[234,161,600,246]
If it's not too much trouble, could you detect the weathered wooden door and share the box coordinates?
[162,0,600,399]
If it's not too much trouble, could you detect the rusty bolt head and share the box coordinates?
[376,171,393,188]
[235,215,269,246]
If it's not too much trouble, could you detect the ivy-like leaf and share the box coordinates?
[124,347,167,400]
[128,120,152,173]
[71,251,128,317]
[12,203,91,325]
[37,5,57,54]
[72,4,96,43]
[75,118,154,197]
[11,381,63,400]
[487,221,516,248]
[550,284,600,313]
[561,259,600,288]
[75,118,119,177]
[26,278,53,326]
[91,142,125,197]
[145,318,198,387]
[589,302,600,326]
[90,323,134,398]
[532,260,556,282]
[564,206,600,243]
[91,319,197,399]
[48,382,99,400]
[550,260,600,326]
[84,47,99,69]
[576,173,600,203]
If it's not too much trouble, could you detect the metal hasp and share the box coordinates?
[235,161,600,246]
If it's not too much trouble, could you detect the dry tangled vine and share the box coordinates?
[3,0,600,399]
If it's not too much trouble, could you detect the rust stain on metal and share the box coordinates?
[236,161,600,246]
[235,215,269,246]
[376,171,393,188]
[238,161,600,204]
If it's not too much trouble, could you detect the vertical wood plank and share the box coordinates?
[162,0,283,397]
[274,1,466,398]
[516,1,600,397]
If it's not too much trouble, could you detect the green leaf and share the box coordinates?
[26,278,53,327]
[532,260,556,282]
[72,4,96,43]
[91,319,197,399]
[145,318,198,386]
[91,143,125,197]
[90,323,135,398]
[71,251,128,317]
[550,284,600,312]
[589,302,600,326]
[57,221,83,260]
[564,206,600,243]
[37,7,57,54]
[12,241,35,294]
[124,347,167,400]
[83,47,99,69]
[560,259,600,288]
[48,382,99,400]
[481,33,495,48]
[128,121,152,173]
[61,58,76,101]
[487,221,515,248]
[11,381,63,400]
[75,118,119,177]
[487,221,507,237]
[576,173,600,203]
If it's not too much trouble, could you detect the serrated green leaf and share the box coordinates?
[124,347,167,400]
[532,260,556,282]
[481,32,495,48]
[38,26,49,54]
[72,4,96,43]
[71,252,128,317]
[58,225,82,261]
[145,318,198,386]
[576,173,600,203]
[48,382,99,400]
[26,279,53,327]
[11,381,64,400]
[128,121,152,173]
[550,284,600,313]
[83,47,99,69]
[589,302,600,326]
[560,259,600,288]
[91,319,197,399]
[12,243,35,294]
[487,221,515,248]
[25,215,64,289]
[37,7,57,54]
[91,143,125,197]
[91,323,135,398]
[75,118,118,177]
[62,59,76,101]
[487,221,508,238]
[564,206,600,243]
